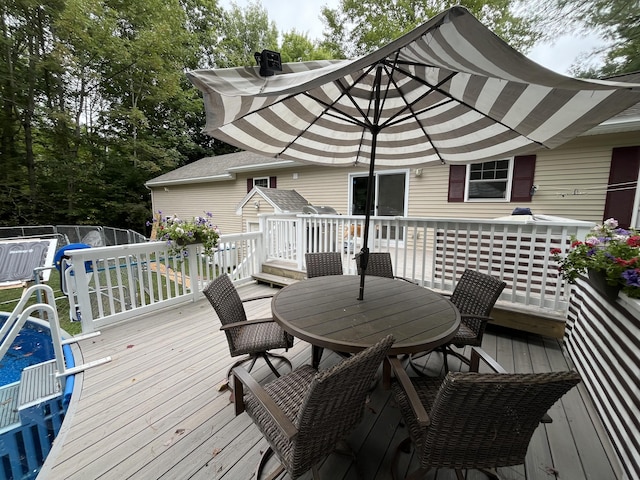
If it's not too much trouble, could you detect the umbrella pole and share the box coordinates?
[358,129,378,301]
[358,65,384,301]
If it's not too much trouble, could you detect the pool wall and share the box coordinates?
[0,315,76,480]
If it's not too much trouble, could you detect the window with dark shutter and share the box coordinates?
[269,176,277,188]
[247,178,253,193]
[510,155,536,203]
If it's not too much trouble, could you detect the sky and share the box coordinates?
[220,0,606,75]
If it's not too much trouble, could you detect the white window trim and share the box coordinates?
[253,176,270,188]
[464,158,514,202]
[347,169,410,216]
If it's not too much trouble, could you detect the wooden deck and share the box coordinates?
[40,282,621,480]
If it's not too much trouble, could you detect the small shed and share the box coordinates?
[237,187,313,231]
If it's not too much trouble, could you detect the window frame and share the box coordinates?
[252,177,269,188]
[464,158,514,202]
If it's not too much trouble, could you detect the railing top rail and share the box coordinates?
[268,212,596,229]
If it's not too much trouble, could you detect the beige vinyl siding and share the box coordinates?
[151,181,246,236]
[405,131,639,223]
[240,191,272,229]
[149,131,639,233]
[272,165,367,215]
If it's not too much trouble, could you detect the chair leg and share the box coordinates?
[225,355,258,385]
[392,437,428,480]
[256,445,285,480]
[478,467,500,479]
[442,346,449,372]
[262,352,293,378]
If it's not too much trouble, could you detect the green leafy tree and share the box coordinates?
[216,1,279,68]
[530,0,640,76]
[319,0,541,58]
[280,30,333,62]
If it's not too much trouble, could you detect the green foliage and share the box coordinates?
[216,1,279,67]
[280,31,332,62]
[0,0,225,230]
[153,211,221,257]
[319,0,541,58]
[527,0,639,76]
[551,218,640,298]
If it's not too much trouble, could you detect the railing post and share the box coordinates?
[296,214,305,270]
[187,244,201,301]
[70,251,95,333]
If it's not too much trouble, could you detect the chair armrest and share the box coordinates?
[387,357,430,427]
[220,317,275,331]
[460,314,493,322]
[232,366,299,440]
[469,347,507,373]
[469,348,552,423]
[395,276,419,285]
[241,294,275,303]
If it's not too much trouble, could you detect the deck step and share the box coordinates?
[18,360,61,409]
[251,272,299,288]
[0,383,20,431]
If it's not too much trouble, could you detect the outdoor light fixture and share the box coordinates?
[254,49,282,77]
[530,184,538,196]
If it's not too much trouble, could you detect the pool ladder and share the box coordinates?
[0,284,111,395]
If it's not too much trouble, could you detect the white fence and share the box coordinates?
[65,215,593,332]
[261,213,594,313]
[65,232,263,332]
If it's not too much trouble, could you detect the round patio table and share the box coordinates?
[271,275,460,386]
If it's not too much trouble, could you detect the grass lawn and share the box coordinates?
[0,272,82,336]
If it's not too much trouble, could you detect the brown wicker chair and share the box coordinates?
[305,252,343,278]
[389,348,581,480]
[413,269,506,372]
[203,274,293,384]
[355,252,416,283]
[233,334,395,480]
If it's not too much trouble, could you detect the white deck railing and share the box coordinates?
[64,232,264,332]
[65,215,593,332]
[261,213,594,313]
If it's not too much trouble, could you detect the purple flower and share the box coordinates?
[622,269,640,287]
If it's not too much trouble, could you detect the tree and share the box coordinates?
[319,0,542,58]
[530,0,640,76]
[215,1,279,68]
[280,30,333,62]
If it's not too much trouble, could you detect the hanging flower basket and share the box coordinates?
[551,218,640,299]
[149,212,220,258]
[588,269,622,300]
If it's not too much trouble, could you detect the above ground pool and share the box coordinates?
[0,313,56,386]
[0,312,77,480]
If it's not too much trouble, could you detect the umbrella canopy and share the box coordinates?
[187,6,640,299]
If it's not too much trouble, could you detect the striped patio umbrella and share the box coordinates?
[187,6,640,300]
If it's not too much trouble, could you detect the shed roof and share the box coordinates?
[236,187,310,214]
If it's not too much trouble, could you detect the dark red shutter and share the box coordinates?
[448,165,466,202]
[247,178,253,193]
[510,155,536,203]
[269,176,277,188]
[603,146,640,228]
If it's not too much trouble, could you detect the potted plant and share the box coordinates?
[551,218,640,299]
[150,212,220,258]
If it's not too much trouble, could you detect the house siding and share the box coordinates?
[149,131,639,232]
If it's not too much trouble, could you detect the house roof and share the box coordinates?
[585,72,640,135]
[236,187,310,214]
[147,77,640,187]
[145,150,302,187]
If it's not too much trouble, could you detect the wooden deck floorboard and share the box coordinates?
[40,282,620,480]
